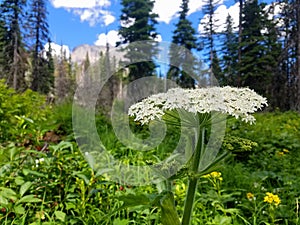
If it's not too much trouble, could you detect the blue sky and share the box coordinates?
[47,0,243,53]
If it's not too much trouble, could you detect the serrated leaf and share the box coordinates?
[14,205,25,214]
[20,181,32,197]
[16,195,41,204]
[54,211,66,222]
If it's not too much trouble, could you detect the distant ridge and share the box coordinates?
[71,44,124,64]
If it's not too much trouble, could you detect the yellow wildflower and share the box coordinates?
[264,192,281,206]
[202,171,222,180]
[247,192,255,201]
[283,149,289,153]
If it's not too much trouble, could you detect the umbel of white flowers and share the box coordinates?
[128,86,268,125]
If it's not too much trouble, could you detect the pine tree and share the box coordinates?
[221,14,238,86]
[55,46,70,101]
[167,0,198,88]
[44,39,55,94]
[117,0,159,81]
[239,0,271,95]
[211,50,222,85]
[0,0,27,90]
[27,0,51,93]
[200,0,221,75]
[0,18,6,77]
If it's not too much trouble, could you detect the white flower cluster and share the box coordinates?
[128,86,268,125]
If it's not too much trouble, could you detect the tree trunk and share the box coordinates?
[13,31,18,90]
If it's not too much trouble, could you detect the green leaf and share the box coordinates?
[65,202,76,210]
[23,169,48,178]
[0,187,17,200]
[0,195,8,205]
[20,181,32,197]
[54,211,66,222]
[15,176,25,185]
[160,192,180,225]
[16,195,42,204]
[113,218,129,225]
[14,205,25,214]
[118,193,151,208]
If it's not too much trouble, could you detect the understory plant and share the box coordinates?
[127,86,268,225]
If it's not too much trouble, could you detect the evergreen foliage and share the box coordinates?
[168,0,198,88]
[0,0,27,90]
[117,0,159,81]
[27,0,53,94]
[220,14,238,86]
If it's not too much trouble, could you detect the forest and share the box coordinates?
[0,0,300,224]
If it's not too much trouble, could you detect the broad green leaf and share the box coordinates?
[65,202,76,210]
[15,176,25,185]
[14,205,25,214]
[0,187,17,200]
[0,195,8,205]
[160,192,180,225]
[54,211,66,222]
[16,195,42,204]
[20,181,32,197]
[118,193,151,207]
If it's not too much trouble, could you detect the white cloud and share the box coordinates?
[74,9,115,26]
[155,34,162,42]
[51,0,110,9]
[43,42,71,58]
[198,2,239,34]
[153,0,223,24]
[120,17,136,28]
[153,0,181,24]
[94,30,121,46]
[50,0,114,26]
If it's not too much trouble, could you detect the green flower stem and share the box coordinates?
[181,128,205,225]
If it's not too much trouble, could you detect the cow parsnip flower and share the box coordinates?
[128,86,268,125]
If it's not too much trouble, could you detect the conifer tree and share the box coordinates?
[117,0,159,81]
[27,0,52,93]
[0,0,27,90]
[168,0,198,88]
[239,0,269,95]
[0,18,6,77]
[221,14,238,86]
[239,0,282,100]
[200,0,221,75]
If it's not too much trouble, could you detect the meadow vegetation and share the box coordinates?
[0,82,300,224]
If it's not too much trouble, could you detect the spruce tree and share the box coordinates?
[239,0,268,95]
[221,14,238,86]
[27,0,52,94]
[117,0,158,81]
[167,0,198,88]
[0,18,6,77]
[0,0,27,90]
[200,0,221,75]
